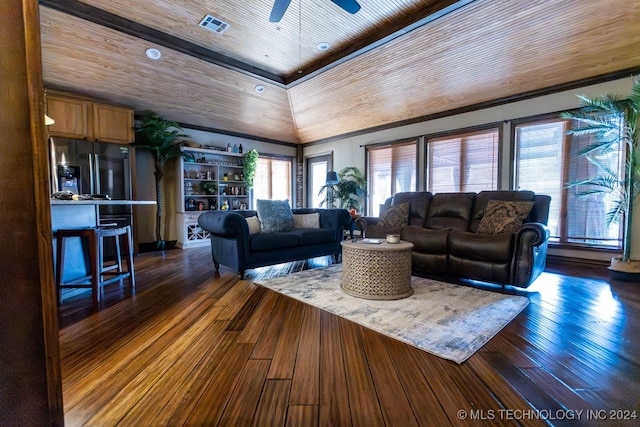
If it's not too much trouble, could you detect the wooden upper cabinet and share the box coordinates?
[45,95,88,139]
[91,103,134,144]
[45,92,134,143]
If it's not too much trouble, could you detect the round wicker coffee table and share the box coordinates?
[340,239,414,300]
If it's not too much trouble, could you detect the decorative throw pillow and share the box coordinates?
[256,199,295,233]
[245,216,261,234]
[293,213,320,229]
[477,200,534,235]
[376,202,410,228]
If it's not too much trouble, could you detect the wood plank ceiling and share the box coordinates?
[39,0,640,144]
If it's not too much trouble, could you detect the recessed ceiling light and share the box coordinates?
[254,85,265,93]
[317,42,331,51]
[145,48,161,60]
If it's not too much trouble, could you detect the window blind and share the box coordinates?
[367,141,416,216]
[426,128,499,193]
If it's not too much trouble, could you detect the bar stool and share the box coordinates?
[55,225,135,306]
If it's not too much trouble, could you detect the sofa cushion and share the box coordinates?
[424,193,476,230]
[250,232,299,251]
[377,202,409,228]
[401,226,449,253]
[257,199,295,233]
[477,200,534,235]
[449,229,514,263]
[246,216,261,234]
[289,228,335,245]
[391,192,432,227]
[293,213,320,229]
[470,191,536,232]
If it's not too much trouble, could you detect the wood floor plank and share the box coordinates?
[359,328,419,426]
[182,342,255,426]
[290,304,321,405]
[252,379,292,427]
[319,310,352,427]
[383,337,453,426]
[339,318,385,427]
[408,347,486,427]
[147,330,239,425]
[249,293,291,359]
[267,298,305,379]
[235,287,279,343]
[467,353,547,427]
[217,359,271,426]
[286,404,319,426]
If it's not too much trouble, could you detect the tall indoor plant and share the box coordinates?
[133,111,189,249]
[243,149,259,190]
[562,80,640,277]
[319,166,367,211]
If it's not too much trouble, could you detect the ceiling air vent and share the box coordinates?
[199,14,230,34]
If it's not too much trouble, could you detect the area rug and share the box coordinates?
[255,264,529,363]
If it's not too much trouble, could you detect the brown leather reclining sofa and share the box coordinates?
[358,191,551,288]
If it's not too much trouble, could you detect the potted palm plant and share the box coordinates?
[133,111,190,250]
[318,166,367,211]
[562,80,640,280]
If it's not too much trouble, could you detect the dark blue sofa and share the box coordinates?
[198,208,351,277]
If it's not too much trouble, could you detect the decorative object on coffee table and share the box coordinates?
[340,239,414,300]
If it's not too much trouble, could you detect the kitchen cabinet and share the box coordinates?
[90,103,134,144]
[45,91,134,143]
[45,95,87,139]
[176,146,250,248]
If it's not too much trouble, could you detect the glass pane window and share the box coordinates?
[514,117,624,248]
[367,141,416,216]
[426,128,499,193]
[252,157,292,208]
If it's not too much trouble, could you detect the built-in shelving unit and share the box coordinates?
[176,146,250,248]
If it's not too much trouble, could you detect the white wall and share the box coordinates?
[303,76,640,261]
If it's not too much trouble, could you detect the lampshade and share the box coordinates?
[326,171,339,185]
[44,114,55,125]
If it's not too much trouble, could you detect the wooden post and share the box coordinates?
[0,0,64,424]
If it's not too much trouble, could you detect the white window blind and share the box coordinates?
[426,128,499,193]
[367,141,416,216]
[514,117,623,247]
[252,157,292,208]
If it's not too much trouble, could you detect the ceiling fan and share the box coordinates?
[269,0,361,23]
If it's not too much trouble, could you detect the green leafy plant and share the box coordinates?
[243,149,259,190]
[319,166,367,211]
[199,181,217,195]
[133,111,190,246]
[561,80,640,262]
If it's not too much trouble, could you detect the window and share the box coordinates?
[252,156,292,208]
[514,117,624,248]
[426,128,499,193]
[306,154,332,208]
[367,141,416,216]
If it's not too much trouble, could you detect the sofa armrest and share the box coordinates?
[511,222,550,287]
[198,211,250,238]
[515,222,550,247]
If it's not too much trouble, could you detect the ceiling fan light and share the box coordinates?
[145,48,162,60]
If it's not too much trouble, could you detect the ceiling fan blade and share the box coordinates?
[269,0,292,22]
[330,0,361,14]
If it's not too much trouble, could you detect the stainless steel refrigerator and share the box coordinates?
[49,137,133,228]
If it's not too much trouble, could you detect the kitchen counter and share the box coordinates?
[51,199,156,282]
[50,199,156,205]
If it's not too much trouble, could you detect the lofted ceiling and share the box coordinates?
[39,0,640,144]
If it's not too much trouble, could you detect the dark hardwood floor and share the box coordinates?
[58,247,640,426]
